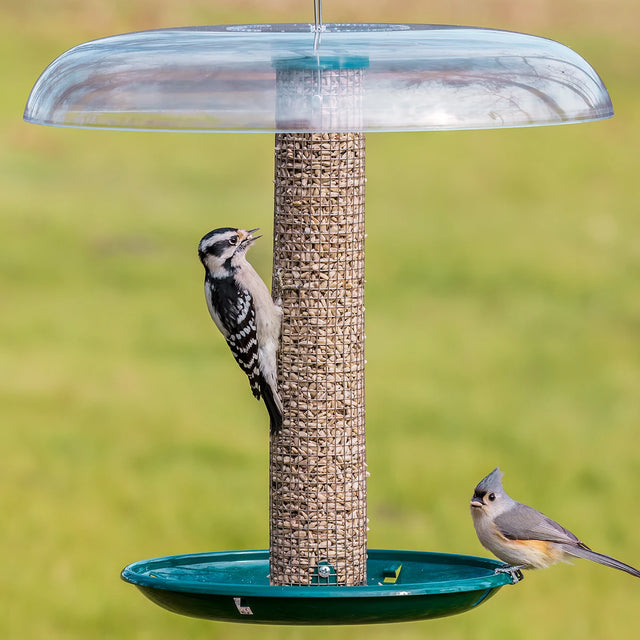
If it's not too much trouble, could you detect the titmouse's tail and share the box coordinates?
[561,543,640,578]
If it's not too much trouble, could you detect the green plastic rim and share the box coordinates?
[121,549,519,625]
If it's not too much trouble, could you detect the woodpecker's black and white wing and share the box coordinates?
[205,274,283,433]
[206,276,261,395]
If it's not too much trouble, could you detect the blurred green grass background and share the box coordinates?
[2,1,639,638]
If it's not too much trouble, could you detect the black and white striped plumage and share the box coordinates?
[198,227,283,433]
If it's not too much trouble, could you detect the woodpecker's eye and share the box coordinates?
[228,236,238,246]
[488,493,496,502]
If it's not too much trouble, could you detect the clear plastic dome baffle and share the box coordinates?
[24,23,613,133]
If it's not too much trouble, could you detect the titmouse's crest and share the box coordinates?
[474,467,504,494]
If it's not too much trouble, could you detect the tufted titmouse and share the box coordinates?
[470,467,640,578]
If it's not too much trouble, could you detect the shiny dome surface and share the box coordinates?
[24,23,613,132]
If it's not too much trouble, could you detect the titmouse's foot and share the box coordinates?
[494,565,525,584]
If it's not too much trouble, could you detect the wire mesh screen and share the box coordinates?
[268,62,368,586]
[270,129,367,586]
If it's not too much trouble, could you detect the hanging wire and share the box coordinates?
[313,0,323,52]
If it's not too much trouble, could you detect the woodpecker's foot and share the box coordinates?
[274,268,300,302]
[494,565,525,583]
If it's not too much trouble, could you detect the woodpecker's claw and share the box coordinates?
[274,268,300,300]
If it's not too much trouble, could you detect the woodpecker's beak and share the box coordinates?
[239,228,261,245]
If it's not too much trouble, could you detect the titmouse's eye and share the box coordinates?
[488,493,496,502]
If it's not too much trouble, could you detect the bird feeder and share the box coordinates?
[24,2,612,626]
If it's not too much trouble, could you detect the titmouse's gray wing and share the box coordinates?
[496,502,640,578]
[494,502,582,544]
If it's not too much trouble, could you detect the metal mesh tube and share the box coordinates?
[269,62,367,587]
[270,130,367,586]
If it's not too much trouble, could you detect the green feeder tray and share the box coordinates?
[121,549,521,625]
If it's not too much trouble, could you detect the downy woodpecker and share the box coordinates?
[198,227,283,433]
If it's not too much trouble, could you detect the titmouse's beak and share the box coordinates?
[470,496,484,509]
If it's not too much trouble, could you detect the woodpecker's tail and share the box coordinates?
[561,543,640,578]
[261,382,283,434]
